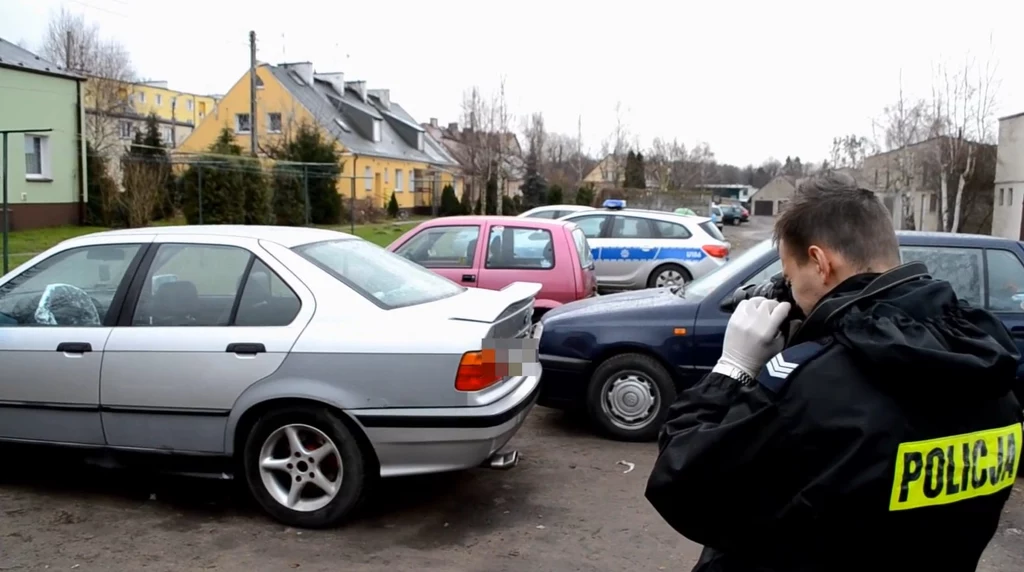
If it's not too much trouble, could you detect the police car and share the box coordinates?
[559,200,730,292]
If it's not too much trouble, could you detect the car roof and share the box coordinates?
[417,215,576,230]
[525,204,593,211]
[67,225,355,248]
[567,209,713,225]
[896,230,1024,248]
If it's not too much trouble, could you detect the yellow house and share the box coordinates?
[84,77,218,149]
[177,61,460,211]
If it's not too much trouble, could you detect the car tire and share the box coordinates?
[646,263,692,289]
[243,406,367,529]
[586,353,677,442]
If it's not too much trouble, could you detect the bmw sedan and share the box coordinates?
[0,226,542,528]
[537,232,1024,442]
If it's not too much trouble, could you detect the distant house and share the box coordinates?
[178,62,460,212]
[991,111,1024,239]
[583,155,625,189]
[0,38,87,229]
[421,118,524,202]
[749,176,800,216]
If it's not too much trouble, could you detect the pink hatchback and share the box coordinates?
[388,216,598,319]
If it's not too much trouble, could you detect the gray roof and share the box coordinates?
[0,37,83,80]
[267,65,458,167]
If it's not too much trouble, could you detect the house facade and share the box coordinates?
[583,155,624,189]
[177,62,459,212]
[991,112,1024,240]
[421,118,523,203]
[0,38,87,229]
[749,176,799,216]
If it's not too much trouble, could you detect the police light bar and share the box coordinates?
[603,199,626,210]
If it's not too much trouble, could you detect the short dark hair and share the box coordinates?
[774,171,900,268]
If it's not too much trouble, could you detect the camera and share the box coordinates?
[720,272,796,313]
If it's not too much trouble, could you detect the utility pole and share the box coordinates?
[65,30,72,71]
[249,31,258,156]
[170,97,177,148]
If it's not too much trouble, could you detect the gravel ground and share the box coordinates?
[1,218,1022,571]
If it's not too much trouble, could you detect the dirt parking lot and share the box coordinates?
[1,218,1022,571]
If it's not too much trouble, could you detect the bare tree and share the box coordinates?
[599,102,629,185]
[460,86,488,203]
[41,7,137,155]
[828,134,877,170]
[928,51,999,232]
[493,78,512,214]
[119,161,167,228]
[873,73,931,229]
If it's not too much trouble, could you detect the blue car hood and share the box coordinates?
[544,287,688,323]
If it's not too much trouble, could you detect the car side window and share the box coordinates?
[486,226,555,270]
[0,244,142,327]
[131,244,252,327]
[900,246,984,307]
[571,215,610,239]
[741,259,783,289]
[234,259,302,326]
[611,217,656,239]
[654,220,692,239]
[393,225,479,269]
[571,228,594,268]
[985,249,1024,312]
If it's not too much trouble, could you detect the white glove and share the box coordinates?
[717,296,792,379]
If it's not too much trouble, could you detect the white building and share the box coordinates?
[991,112,1024,239]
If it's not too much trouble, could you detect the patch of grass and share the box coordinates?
[1,217,429,275]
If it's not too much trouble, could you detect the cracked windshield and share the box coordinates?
[2,1,1024,570]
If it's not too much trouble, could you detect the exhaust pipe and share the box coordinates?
[485,449,520,470]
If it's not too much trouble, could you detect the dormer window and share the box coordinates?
[416,132,424,151]
[372,119,381,143]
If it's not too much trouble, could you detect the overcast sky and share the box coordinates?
[2,0,1021,166]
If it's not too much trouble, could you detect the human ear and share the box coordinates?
[807,246,831,282]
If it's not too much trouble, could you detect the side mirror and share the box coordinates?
[719,284,754,312]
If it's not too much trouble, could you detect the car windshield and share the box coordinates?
[293,239,465,309]
[682,238,776,299]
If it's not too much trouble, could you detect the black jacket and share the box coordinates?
[645,263,1024,572]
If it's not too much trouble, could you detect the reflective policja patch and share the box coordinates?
[888,423,1022,511]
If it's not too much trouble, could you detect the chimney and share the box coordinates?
[368,89,390,110]
[281,61,314,86]
[429,118,438,128]
[447,122,459,132]
[314,72,345,96]
[345,80,368,104]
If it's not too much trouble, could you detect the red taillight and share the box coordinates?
[455,350,503,392]
[702,244,729,258]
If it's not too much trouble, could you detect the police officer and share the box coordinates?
[646,172,1023,572]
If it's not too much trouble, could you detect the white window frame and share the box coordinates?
[384,169,389,184]
[138,92,146,104]
[395,169,403,192]
[187,99,194,111]
[267,112,283,133]
[364,166,372,191]
[372,119,381,142]
[119,121,133,140]
[235,113,252,134]
[24,134,51,180]
[410,171,416,192]
[156,93,162,105]
[416,132,424,151]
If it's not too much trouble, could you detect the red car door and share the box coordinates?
[476,221,568,303]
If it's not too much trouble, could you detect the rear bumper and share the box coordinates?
[538,354,590,410]
[353,375,540,477]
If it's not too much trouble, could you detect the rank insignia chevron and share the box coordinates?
[755,341,828,393]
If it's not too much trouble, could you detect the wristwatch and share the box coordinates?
[712,362,755,385]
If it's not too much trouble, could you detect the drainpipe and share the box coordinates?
[350,154,358,234]
[75,79,86,225]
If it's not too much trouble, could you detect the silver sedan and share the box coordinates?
[0,226,541,528]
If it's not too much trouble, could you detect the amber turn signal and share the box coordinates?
[455,350,502,392]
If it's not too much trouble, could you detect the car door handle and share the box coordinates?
[226,343,266,355]
[56,342,92,354]
[462,274,476,283]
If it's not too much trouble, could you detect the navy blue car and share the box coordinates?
[538,231,1024,441]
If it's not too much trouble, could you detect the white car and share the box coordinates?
[560,206,730,291]
[518,204,595,220]
[0,225,541,528]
